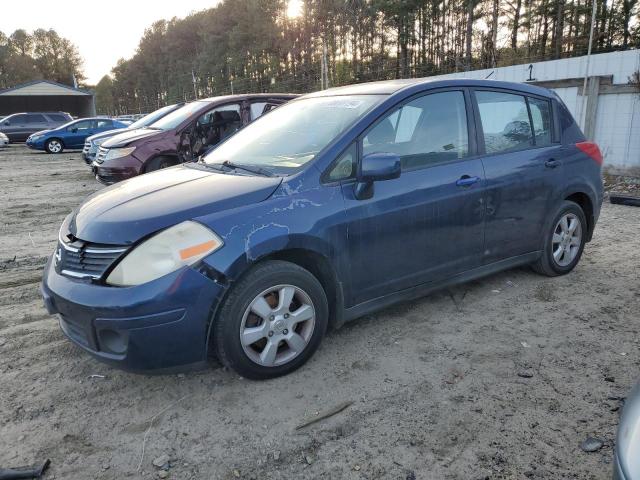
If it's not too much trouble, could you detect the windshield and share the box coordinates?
[149,101,208,131]
[130,104,180,129]
[203,95,383,173]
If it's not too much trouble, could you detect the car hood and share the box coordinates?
[30,129,52,137]
[87,129,131,143]
[67,164,282,244]
[101,128,162,148]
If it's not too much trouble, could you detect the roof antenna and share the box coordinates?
[484,70,495,79]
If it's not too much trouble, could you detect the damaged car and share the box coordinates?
[42,79,603,379]
[82,103,184,164]
[92,94,296,184]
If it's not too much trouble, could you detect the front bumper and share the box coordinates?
[26,138,44,150]
[93,154,143,185]
[41,255,226,371]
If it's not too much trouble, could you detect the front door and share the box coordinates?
[66,119,96,148]
[472,89,563,263]
[338,90,486,306]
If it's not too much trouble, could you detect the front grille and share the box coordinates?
[82,140,91,154]
[96,146,108,164]
[59,314,91,348]
[57,237,128,281]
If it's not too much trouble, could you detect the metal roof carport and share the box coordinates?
[0,80,95,118]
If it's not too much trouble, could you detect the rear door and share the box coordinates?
[338,89,486,305]
[472,89,563,263]
[25,114,48,136]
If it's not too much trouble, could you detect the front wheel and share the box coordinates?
[45,138,64,154]
[213,261,328,380]
[532,200,587,276]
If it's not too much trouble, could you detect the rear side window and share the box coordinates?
[528,97,552,147]
[363,91,469,170]
[47,114,68,122]
[96,119,113,128]
[26,114,46,123]
[476,91,532,154]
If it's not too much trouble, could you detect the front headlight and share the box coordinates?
[104,146,136,160]
[106,221,223,286]
[31,135,43,141]
[94,138,106,146]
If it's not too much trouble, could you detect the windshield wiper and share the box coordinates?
[221,160,275,177]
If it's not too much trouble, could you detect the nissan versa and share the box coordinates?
[41,79,603,380]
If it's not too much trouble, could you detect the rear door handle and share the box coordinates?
[456,175,480,187]
[545,159,560,169]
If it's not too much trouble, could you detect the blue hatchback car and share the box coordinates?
[27,117,128,154]
[41,79,603,379]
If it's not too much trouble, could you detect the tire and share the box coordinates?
[213,260,328,380]
[145,156,177,172]
[532,200,587,276]
[45,138,64,154]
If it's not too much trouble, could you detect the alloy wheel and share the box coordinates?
[239,284,316,367]
[551,213,582,267]
[48,140,62,153]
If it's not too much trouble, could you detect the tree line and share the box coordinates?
[0,29,84,89]
[97,0,639,115]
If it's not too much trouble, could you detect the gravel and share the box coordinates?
[1,145,639,479]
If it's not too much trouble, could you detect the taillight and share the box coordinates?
[576,142,603,166]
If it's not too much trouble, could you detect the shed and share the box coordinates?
[0,80,96,118]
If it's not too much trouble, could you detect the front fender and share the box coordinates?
[197,179,349,285]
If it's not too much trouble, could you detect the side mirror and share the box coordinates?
[3,121,9,126]
[354,152,401,200]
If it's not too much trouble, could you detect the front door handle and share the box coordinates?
[456,175,480,187]
[545,158,560,169]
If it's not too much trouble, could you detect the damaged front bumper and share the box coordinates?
[41,254,227,372]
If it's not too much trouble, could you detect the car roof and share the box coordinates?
[195,93,299,103]
[303,78,554,98]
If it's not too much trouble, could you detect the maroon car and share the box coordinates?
[92,94,296,184]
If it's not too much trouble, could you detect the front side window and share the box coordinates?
[96,119,113,129]
[363,91,469,170]
[326,143,357,181]
[204,95,383,174]
[528,97,552,147]
[7,114,27,125]
[70,120,93,131]
[476,91,533,154]
[190,104,242,156]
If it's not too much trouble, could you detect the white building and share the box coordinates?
[426,50,640,174]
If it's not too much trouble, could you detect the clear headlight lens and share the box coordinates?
[104,146,136,160]
[106,221,223,286]
[94,138,106,146]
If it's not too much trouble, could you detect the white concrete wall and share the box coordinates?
[422,50,640,171]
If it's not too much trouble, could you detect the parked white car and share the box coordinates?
[0,131,9,147]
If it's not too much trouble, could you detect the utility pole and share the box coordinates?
[321,43,329,90]
[580,0,597,132]
[191,70,198,100]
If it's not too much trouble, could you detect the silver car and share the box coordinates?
[615,381,640,479]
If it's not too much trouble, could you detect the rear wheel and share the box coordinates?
[532,200,587,276]
[213,261,328,380]
[45,138,64,154]
[145,156,177,172]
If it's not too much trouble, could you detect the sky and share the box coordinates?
[0,0,222,85]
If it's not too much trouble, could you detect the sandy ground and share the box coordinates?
[1,144,639,480]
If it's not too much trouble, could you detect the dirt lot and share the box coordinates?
[1,144,638,480]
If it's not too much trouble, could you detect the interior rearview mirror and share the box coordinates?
[354,152,401,200]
